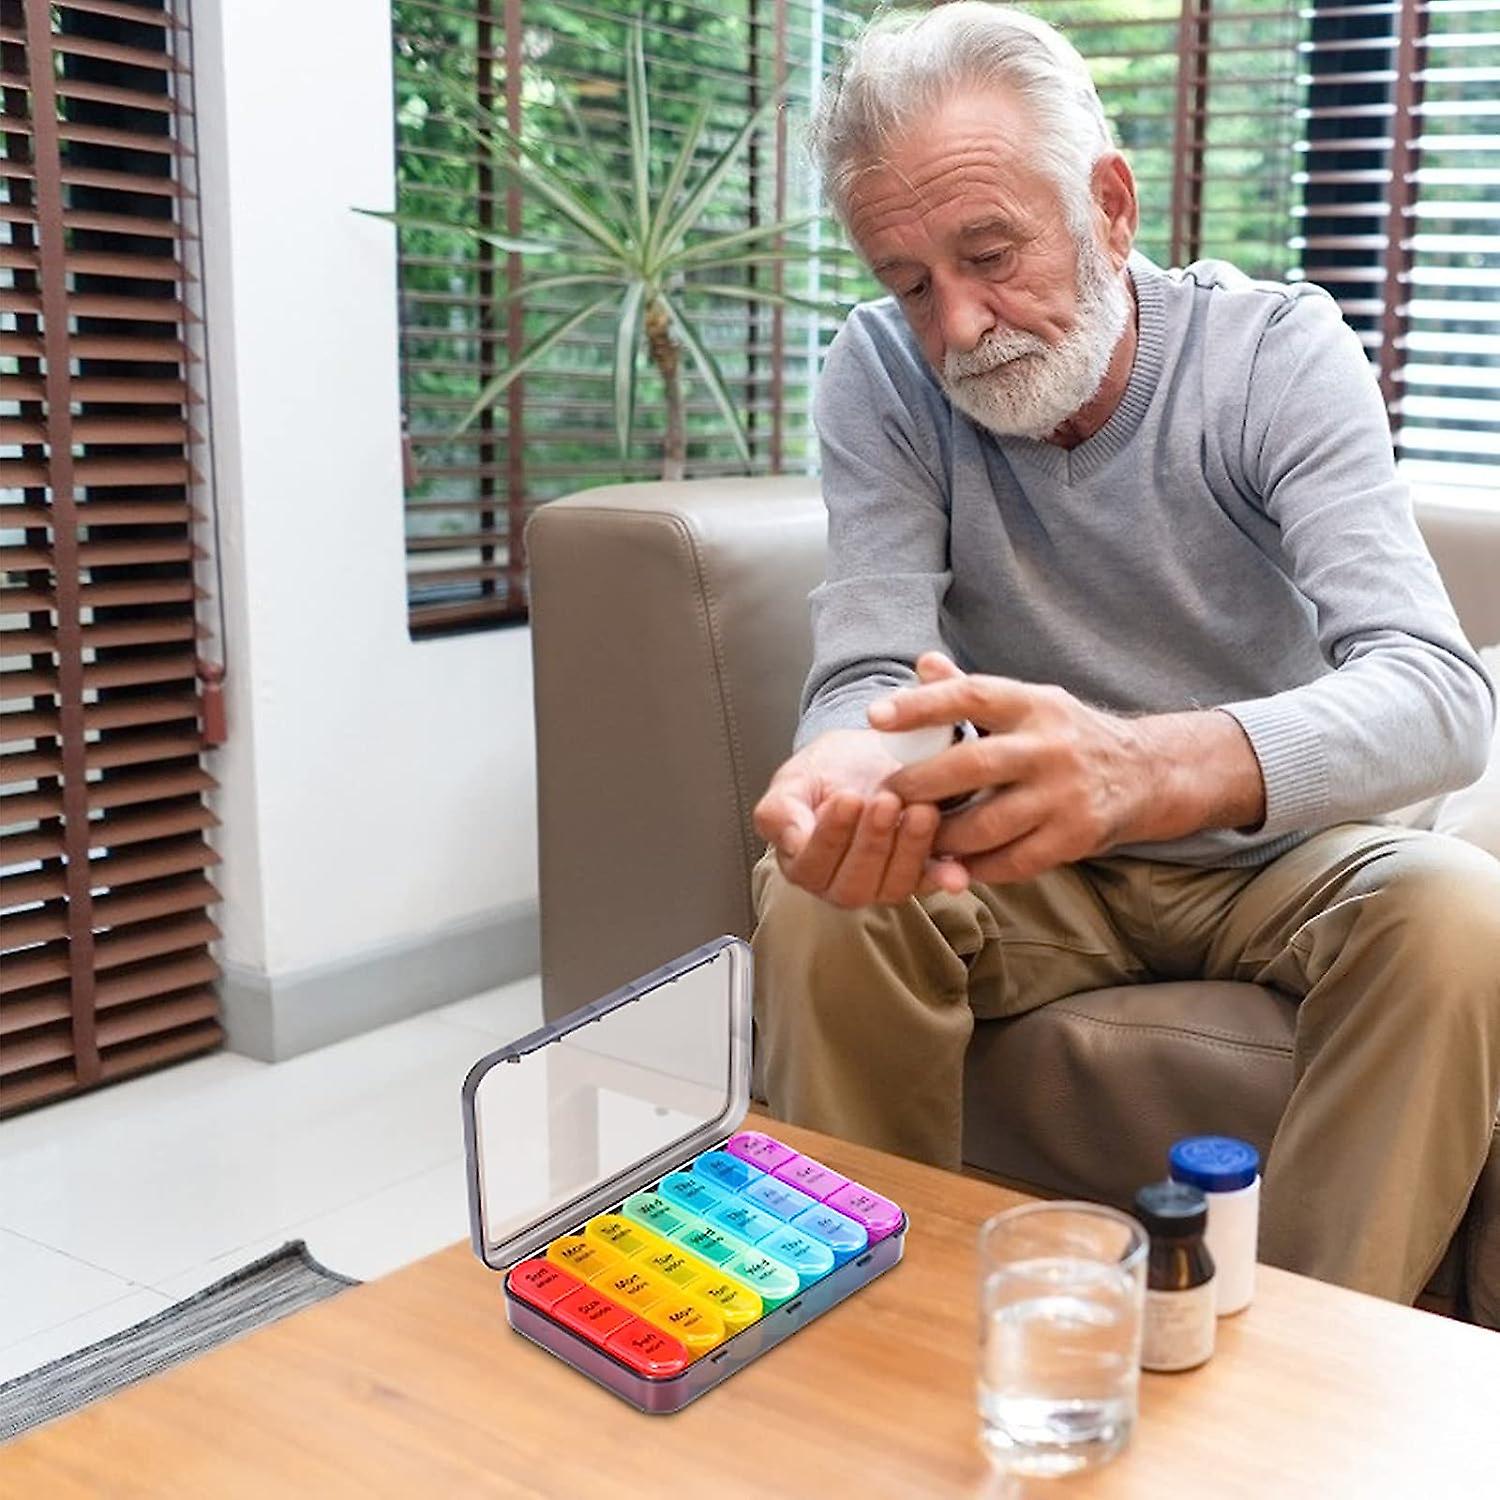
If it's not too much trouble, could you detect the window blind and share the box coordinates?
[1,0,222,1115]
[1353,0,1498,501]
[1023,1,1315,278]
[1025,0,1498,504]
[391,0,1494,638]
[391,0,878,636]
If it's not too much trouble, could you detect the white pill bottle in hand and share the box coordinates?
[1168,1136,1260,1316]
[876,720,984,812]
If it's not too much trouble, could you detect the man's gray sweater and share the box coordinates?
[798,252,1495,865]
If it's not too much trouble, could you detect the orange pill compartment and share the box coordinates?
[462,939,907,1413]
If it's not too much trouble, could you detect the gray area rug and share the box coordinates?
[0,1240,359,1443]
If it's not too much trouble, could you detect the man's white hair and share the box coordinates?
[809,3,1115,239]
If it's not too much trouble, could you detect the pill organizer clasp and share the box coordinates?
[460,937,907,1413]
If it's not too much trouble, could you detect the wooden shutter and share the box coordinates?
[390,0,877,637]
[1,0,222,1115]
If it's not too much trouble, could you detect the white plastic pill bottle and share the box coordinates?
[1168,1136,1260,1316]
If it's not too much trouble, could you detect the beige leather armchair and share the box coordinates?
[527,477,1500,1324]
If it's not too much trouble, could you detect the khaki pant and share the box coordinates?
[751,823,1500,1304]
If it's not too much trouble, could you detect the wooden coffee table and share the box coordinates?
[2,1119,1497,1498]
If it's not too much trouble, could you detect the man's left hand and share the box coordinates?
[872,653,1266,884]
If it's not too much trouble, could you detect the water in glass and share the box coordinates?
[977,1204,1146,1477]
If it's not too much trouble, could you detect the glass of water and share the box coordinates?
[977,1201,1147,1477]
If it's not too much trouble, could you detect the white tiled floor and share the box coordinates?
[0,975,542,1384]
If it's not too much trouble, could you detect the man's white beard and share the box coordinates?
[940,234,1131,441]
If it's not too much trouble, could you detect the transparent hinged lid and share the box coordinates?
[461,936,753,1271]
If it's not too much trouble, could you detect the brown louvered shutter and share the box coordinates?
[2,0,222,1115]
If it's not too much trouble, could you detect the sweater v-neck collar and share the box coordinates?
[984,250,1167,487]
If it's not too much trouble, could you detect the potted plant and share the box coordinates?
[370,21,849,481]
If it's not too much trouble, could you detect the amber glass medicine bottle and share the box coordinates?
[1134,1181,1216,1373]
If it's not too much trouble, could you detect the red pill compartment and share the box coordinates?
[606,1322,691,1378]
[508,1258,582,1312]
[551,1286,634,1344]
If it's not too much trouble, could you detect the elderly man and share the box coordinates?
[750,1,1500,1307]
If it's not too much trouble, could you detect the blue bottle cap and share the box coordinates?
[1169,1136,1260,1192]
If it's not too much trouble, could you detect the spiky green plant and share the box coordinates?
[368,23,846,481]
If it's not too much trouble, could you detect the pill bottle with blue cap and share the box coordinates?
[1168,1136,1260,1316]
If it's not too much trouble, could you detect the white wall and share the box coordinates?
[195,0,537,981]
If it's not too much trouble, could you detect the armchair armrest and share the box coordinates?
[527,477,825,1021]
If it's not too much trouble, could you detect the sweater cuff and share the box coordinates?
[1218,697,1331,841]
[793,697,877,752]
[794,669,922,751]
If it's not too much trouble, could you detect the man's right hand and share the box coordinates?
[752,729,969,908]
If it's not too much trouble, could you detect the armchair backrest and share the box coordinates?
[528,479,1499,1022]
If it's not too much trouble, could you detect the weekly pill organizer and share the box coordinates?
[460,937,907,1412]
